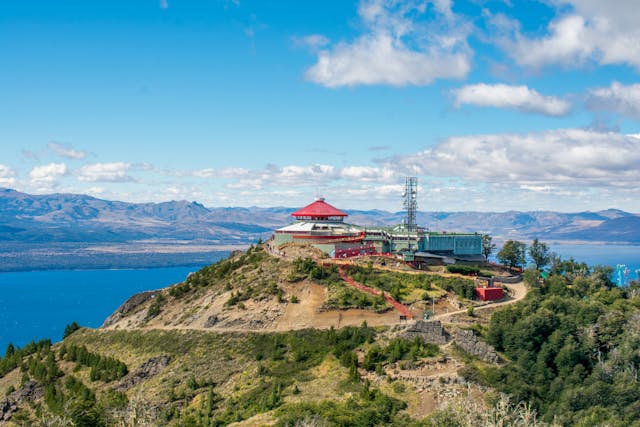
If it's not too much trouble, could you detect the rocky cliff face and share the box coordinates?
[393,320,449,344]
[454,329,501,364]
[0,381,43,422]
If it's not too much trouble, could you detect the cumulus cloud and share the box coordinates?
[380,129,640,187]
[0,164,16,187]
[47,142,87,160]
[76,162,134,182]
[586,81,640,119]
[29,163,67,185]
[489,1,640,70]
[452,83,571,116]
[304,0,472,87]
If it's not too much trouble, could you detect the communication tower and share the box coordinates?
[402,176,418,232]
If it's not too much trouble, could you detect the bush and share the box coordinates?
[447,265,481,275]
[362,337,438,371]
[63,321,81,339]
[0,339,52,379]
[61,344,128,382]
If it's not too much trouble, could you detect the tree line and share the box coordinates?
[482,235,552,271]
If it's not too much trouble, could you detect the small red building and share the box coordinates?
[475,287,504,301]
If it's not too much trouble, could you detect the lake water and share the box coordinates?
[551,244,640,284]
[0,266,205,356]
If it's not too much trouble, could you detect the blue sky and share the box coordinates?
[2,0,640,212]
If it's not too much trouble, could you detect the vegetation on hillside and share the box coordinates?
[461,259,640,426]
[347,264,477,302]
[1,323,456,426]
[291,257,389,311]
[140,243,289,319]
[4,243,634,426]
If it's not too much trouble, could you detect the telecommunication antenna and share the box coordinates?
[402,176,418,232]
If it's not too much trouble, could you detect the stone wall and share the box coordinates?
[493,274,523,284]
[393,320,449,344]
[454,329,501,364]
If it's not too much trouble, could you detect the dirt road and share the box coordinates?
[433,281,527,321]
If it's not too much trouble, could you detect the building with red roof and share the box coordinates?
[272,198,375,258]
[270,196,482,261]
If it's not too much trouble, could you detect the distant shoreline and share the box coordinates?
[0,263,211,274]
[0,250,231,273]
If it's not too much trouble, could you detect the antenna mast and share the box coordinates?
[403,176,418,232]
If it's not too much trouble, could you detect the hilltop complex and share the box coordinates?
[271,178,484,265]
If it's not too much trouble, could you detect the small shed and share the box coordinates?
[475,287,504,301]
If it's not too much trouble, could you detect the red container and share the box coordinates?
[475,287,504,301]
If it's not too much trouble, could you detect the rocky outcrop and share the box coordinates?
[1,381,44,422]
[102,290,161,327]
[204,315,219,328]
[454,329,501,364]
[393,320,449,344]
[115,355,171,391]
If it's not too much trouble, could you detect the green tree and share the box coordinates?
[482,234,496,260]
[497,240,526,269]
[529,238,550,270]
[63,321,80,339]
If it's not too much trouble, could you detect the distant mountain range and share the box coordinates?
[1,188,639,248]
[0,189,640,270]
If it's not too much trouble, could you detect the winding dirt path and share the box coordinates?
[433,281,527,321]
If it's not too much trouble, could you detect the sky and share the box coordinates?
[1,0,640,212]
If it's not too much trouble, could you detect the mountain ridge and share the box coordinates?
[1,188,639,245]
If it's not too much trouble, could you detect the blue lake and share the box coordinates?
[551,244,640,283]
[0,266,205,356]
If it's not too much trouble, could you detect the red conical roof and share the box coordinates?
[291,198,348,218]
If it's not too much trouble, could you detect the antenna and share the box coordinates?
[403,176,418,232]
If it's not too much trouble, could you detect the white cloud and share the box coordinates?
[452,83,571,116]
[0,164,16,187]
[491,1,640,70]
[586,81,640,119]
[304,0,472,87]
[47,142,87,160]
[266,164,337,184]
[340,166,395,182]
[382,129,640,187]
[190,167,250,179]
[76,162,133,182]
[292,34,330,50]
[29,163,67,184]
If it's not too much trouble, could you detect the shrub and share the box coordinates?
[63,321,80,339]
[447,265,480,275]
[62,344,128,382]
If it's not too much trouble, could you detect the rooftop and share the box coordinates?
[291,198,348,218]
